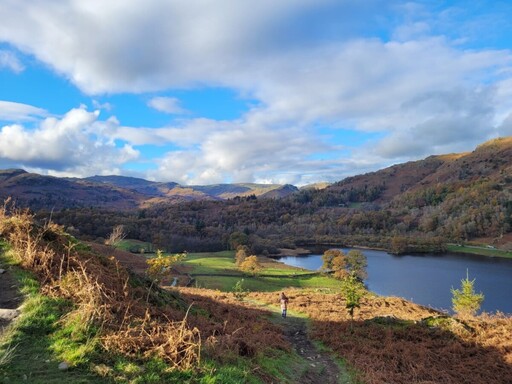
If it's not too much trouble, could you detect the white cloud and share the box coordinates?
[0,0,338,94]
[0,50,24,73]
[0,1,511,184]
[147,121,328,185]
[0,106,139,176]
[147,97,187,115]
[373,86,497,158]
[0,101,47,121]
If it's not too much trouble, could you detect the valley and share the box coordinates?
[1,138,512,383]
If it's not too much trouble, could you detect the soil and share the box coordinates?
[247,296,351,384]
[0,266,22,335]
[278,314,350,384]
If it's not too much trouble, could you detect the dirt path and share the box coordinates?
[0,265,22,335]
[276,313,351,384]
[248,299,352,384]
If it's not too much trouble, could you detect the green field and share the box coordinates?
[175,251,340,291]
[116,239,154,253]
[447,244,512,259]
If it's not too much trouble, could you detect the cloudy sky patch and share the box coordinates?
[0,1,511,185]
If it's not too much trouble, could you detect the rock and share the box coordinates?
[0,308,19,321]
[0,269,5,274]
[58,361,70,371]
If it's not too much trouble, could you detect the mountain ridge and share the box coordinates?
[1,137,511,212]
[0,169,299,209]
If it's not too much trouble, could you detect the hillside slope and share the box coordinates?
[324,137,512,204]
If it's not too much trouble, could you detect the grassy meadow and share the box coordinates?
[447,244,512,258]
[173,250,340,291]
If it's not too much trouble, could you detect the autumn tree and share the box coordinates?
[235,245,250,266]
[346,249,367,280]
[322,249,345,272]
[390,236,407,254]
[239,255,262,276]
[323,249,367,281]
[451,270,484,317]
[146,250,186,301]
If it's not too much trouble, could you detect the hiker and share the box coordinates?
[280,292,289,318]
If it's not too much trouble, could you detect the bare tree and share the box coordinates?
[105,225,126,249]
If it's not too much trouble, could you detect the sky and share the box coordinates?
[0,0,511,186]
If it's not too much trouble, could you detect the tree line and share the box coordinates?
[40,175,511,255]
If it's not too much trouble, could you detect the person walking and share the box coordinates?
[280,292,289,318]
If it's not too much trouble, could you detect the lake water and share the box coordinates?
[275,248,512,314]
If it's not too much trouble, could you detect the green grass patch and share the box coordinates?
[181,251,241,275]
[116,238,154,253]
[0,273,106,383]
[193,274,340,292]
[179,251,338,292]
[447,244,512,258]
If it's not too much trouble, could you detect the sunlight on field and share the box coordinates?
[177,251,339,292]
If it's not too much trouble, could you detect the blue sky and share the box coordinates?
[0,0,511,185]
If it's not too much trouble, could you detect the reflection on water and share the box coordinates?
[276,249,512,314]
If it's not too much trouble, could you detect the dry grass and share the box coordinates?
[250,289,512,384]
[176,287,289,362]
[0,205,201,370]
[0,204,288,375]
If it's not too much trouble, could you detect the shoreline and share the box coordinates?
[276,243,512,260]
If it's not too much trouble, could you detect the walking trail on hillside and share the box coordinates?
[249,300,352,384]
[0,265,22,336]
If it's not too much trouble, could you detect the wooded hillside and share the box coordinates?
[3,137,512,254]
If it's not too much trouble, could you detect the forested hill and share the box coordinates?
[320,137,512,205]
[27,137,510,254]
[0,137,511,252]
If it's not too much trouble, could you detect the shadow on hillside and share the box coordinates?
[172,287,512,384]
[174,289,290,362]
[311,316,512,384]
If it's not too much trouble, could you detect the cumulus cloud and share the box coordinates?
[0,0,341,94]
[0,50,24,73]
[141,118,328,185]
[0,106,138,175]
[147,97,187,115]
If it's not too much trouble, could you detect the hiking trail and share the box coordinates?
[0,265,22,336]
[249,299,353,384]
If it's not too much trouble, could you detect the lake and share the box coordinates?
[275,248,512,314]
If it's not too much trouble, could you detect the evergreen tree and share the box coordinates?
[451,270,484,317]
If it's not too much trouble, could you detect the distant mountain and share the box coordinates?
[0,170,298,210]
[2,136,511,218]
[300,182,331,191]
[84,175,179,197]
[0,169,144,210]
[85,176,298,200]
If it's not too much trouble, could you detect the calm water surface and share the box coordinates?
[276,249,512,314]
